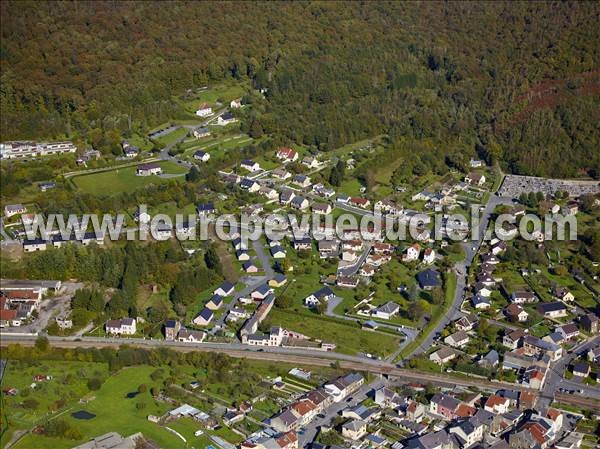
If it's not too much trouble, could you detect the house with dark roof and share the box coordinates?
[165,319,181,341]
[304,287,335,308]
[416,269,440,290]
[580,313,598,334]
[429,394,461,420]
[136,163,162,176]
[206,294,223,310]
[192,308,213,326]
[214,281,235,297]
[537,302,567,318]
[197,202,216,215]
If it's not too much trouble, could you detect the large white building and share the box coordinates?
[0,141,77,160]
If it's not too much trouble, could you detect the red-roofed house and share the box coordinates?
[276,147,298,162]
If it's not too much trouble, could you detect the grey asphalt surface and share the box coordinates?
[406,194,514,359]
[537,335,600,412]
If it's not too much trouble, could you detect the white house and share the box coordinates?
[292,174,311,188]
[230,98,242,109]
[4,204,26,218]
[402,244,421,262]
[214,281,235,297]
[241,159,260,172]
[195,103,213,117]
[372,302,400,320]
[465,172,486,186]
[193,151,210,162]
[302,156,320,168]
[240,178,260,192]
[290,196,309,210]
[106,318,136,335]
[193,127,211,139]
[444,330,470,348]
[422,248,435,264]
[23,238,47,252]
[276,147,298,162]
[177,329,205,343]
[136,163,162,176]
[304,287,335,308]
[217,112,236,126]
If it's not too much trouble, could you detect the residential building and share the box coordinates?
[240,178,260,192]
[136,163,162,176]
[444,330,470,348]
[241,159,260,172]
[537,302,567,318]
[165,320,181,341]
[429,393,461,420]
[177,329,205,343]
[465,172,486,186]
[430,347,458,365]
[217,111,236,125]
[4,204,26,217]
[342,420,367,439]
[484,395,510,414]
[0,140,76,160]
[214,281,235,297]
[373,301,400,320]
[510,290,537,304]
[193,126,211,139]
[192,308,214,326]
[423,248,435,264]
[580,313,598,334]
[195,103,213,116]
[105,318,136,335]
[206,294,223,310]
[324,373,364,402]
[555,323,579,340]
[304,287,335,308]
[193,150,210,162]
[505,304,528,322]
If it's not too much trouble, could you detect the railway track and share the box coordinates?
[2,335,598,411]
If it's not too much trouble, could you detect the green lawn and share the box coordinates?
[11,366,186,449]
[266,308,400,357]
[179,83,247,115]
[154,127,190,147]
[72,161,188,196]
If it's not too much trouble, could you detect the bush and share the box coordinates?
[22,398,39,410]
[87,377,103,391]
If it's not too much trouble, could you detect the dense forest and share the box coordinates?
[1,1,599,177]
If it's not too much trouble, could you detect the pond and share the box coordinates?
[71,410,96,420]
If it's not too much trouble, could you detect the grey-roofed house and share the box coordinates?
[373,301,400,320]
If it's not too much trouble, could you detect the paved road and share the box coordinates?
[538,335,600,412]
[214,238,275,327]
[299,377,386,448]
[406,193,514,359]
[159,109,227,168]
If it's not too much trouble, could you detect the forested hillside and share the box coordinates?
[1,1,599,177]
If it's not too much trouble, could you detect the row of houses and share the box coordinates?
[23,232,105,252]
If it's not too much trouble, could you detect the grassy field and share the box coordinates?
[153,127,190,147]
[10,366,188,449]
[72,161,188,196]
[267,308,400,357]
[180,84,247,115]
